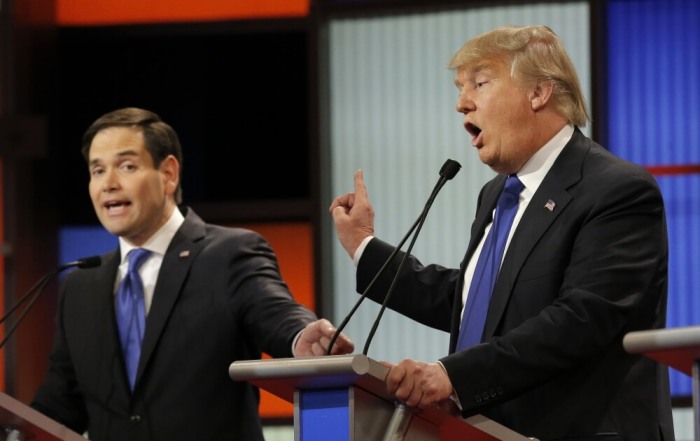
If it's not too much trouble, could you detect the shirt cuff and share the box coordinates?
[291,329,303,357]
[436,360,463,410]
[353,236,374,267]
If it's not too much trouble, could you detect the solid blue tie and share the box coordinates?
[116,248,151,390]
[456,175,524,351]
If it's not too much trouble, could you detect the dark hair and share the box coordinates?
[81,107,184,203]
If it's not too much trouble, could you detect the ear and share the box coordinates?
[160,155,180,197]
[529,80,554,111]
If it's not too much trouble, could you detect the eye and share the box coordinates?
[90,166,105,177]
[120,161,138,172]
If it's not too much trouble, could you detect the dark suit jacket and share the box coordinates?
[32,207,317,441]
[357,130,674,441]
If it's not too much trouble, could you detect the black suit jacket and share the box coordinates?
[32,207,317,441]
[357,130,674,441]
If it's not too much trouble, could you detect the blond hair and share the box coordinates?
[449,25,589,126]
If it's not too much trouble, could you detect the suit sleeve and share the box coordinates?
[227,229,317,358]
[357,237,459,333]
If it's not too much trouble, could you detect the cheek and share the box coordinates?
[142,177,167,203]
[88,182,100,202]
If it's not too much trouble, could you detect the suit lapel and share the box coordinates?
[83,250,133,395]
[482,131,589,339]
[135,209,207,388]
[465,176,505,263]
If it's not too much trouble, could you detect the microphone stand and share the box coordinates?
[0,256,102,349]
[325,160,461,440]
[362,174,448,355]
[0,271,58,349]
[372,172,456,441]
[326,159,461,355]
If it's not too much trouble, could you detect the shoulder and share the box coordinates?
[204,222,266,242]
[560,131,659,192]
[180,206,269,244]
[586,141,660,193]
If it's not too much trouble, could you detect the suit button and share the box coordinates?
[489,389,497,398]
[473,394,482,403]
[130,414,143,424]
[481,392,490,401]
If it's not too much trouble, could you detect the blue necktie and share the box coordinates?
[116,248,151,390]
[456,175,524,351]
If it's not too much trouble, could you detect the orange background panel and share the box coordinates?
[56,0,310,26]
[231,221,314,419]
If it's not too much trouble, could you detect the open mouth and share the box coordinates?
[466,122,481,138]
[104,200,131,214]
[465,122,484,147]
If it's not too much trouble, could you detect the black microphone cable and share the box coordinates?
[0,256,102,349]
[326,159,461,356]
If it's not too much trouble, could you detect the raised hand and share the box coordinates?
[329,169,376,258]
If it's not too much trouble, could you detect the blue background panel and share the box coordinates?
[607,0,700,397]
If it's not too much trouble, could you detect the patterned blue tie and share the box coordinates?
[116,248,151,390]
[456,175,524,351]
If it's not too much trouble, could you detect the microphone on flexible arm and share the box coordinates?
[325,158,462,356]
[0,255,102,349]
[325,159,460,441]
[362,158,460,355]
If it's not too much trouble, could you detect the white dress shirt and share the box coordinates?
[115,207,185,315]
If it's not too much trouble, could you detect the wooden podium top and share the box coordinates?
[623,325,700,376]
[229,353,392,403]
[0,392,86,441]
[229,354,532,441]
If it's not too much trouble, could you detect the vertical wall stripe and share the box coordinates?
[328,3,590,362]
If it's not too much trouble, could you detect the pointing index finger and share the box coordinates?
[354,169,369,203]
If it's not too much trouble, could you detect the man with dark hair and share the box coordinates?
[32,107,354,441]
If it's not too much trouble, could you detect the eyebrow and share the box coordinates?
[88,150,140,167]
[471,62,497,77]
[454,64,494,87]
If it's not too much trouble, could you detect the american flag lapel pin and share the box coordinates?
[179,250,190,258]
[544,200,556,211]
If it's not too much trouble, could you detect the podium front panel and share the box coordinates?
[296,388,349,440]
[293,386,440,441]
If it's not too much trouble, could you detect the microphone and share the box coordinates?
[326,159,461,356]
[0,255,102,349]
[58,255,102,271]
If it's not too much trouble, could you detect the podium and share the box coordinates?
[623,325,700,441]
[0,392,86,440]
[229,354,531,441]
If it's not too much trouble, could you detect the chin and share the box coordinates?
[101,222,128,237]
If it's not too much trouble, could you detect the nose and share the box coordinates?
[456,87,475,114]
[101,168,120,192]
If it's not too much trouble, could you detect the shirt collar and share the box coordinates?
[119,207,186,263]
[516,124,574,197]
